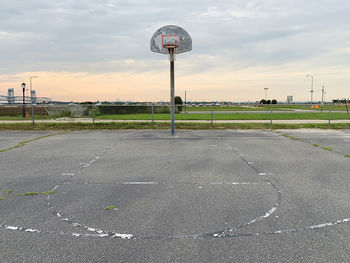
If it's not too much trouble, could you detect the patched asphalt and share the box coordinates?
[1,129,350,262]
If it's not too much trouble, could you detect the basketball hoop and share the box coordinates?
[150,25,192,136]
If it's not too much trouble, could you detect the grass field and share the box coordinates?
[185,105,291,111]
[2,122,350,131]
[0,116,57,120]
[186,105,350,111]
[97,112,350,120]
[2,112,349,121]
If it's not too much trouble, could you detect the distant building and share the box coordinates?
[332,99,349,104]
[31,90,36,103]
[287,96,293,103]
[7,88,14,104]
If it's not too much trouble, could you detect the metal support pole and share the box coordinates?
[185,90,187,114]
[22,88,25,118]
[170,58,175,135]
[270,103,273,127]
[31,104,34,124]
[152,106,154,125]
[211,103,213,126]
[311,77,314,104]
[321,86,325,112]
[92,105,95,125]
[328,104,331,126]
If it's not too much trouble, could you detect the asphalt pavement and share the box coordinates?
[1,129,350,262]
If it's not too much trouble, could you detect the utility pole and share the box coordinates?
[306,75,314,103]
[30,76,38,124]
[30,76,38,104]
[21,83,26,118]
[321,85,325,112]
[321,86,325,104]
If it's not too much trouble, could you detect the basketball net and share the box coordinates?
[164,45,177,62]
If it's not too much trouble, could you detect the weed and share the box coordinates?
[313,144,319,147]
[4,190,12,194]
[105,205,116,210]
[0,197,4,201]
[16,192,39,196]
[41,191,55,195]
[289,136,299,140]
[344,154,350,158]
[0,131,69,152]
[321,147,332,151]
[282,133,299,140]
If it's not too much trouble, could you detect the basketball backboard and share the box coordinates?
[150,25,192,54]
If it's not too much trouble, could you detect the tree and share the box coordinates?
[260,99,266,104]
[272,99,277,104]
[266,99,271,104]
[174,96,183,112]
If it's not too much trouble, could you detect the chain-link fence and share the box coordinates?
[0,103,350,126]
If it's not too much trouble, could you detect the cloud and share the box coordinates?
[0,0,349,101]
[0,0,349,72]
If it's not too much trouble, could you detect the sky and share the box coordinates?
[0,0,350,102]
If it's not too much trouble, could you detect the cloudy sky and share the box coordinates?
[0,0,350,102]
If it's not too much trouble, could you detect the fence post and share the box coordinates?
[152,106,154,125]
[328,104,331,126]
[31,104,35,124]
[270,103,273,127]
[211,104,213,126]
[92,105,95,125]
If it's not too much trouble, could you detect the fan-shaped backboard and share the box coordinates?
[150,25,192,54]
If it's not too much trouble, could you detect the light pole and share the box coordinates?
[30,76,38,124]
[306,75,314,103]
[264,88,269,100]
[21,83,26,118]
[321,85,326,112]
[321,86,325,104]
[30,76,38,104]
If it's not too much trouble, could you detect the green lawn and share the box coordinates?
[0,115,58,120]
[2,122,350,131]
[186,104,350,112]
[186,106,291,111]
[96,112,350,120]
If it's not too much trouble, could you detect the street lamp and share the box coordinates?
[306,75,314,103]
[30,76,38,104]
[321,85,326,112]
[21,82,26,118]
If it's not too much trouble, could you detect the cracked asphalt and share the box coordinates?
[1,129,350,262]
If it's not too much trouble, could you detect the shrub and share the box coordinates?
[60,110,72,117]
[175,96,183,112]
[260,99,266,104]
[272,99,277,104]
[97,105,170,115]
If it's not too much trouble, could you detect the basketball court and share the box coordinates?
[1,129,350,262]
